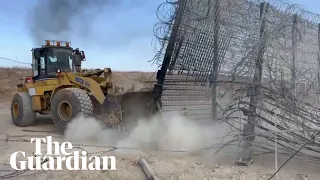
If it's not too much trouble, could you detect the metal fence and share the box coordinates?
[152,0,320,164]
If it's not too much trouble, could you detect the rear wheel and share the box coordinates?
[51,88,93,131]
[11,92,36,127]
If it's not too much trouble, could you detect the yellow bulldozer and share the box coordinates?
[10,40,158,131]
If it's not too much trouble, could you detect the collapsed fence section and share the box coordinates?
[152,0,320,164]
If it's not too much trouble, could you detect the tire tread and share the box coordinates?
[11,92,36,127]
[51,88,93,130]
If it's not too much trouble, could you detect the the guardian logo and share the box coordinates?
[9,136,117,171]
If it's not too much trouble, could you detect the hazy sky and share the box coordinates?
[0,0,319,71]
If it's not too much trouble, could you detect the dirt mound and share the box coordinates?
[0,67,32,101]
[0,67,155,102]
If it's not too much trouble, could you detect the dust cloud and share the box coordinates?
[64,113,209,153]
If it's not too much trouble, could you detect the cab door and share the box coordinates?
[32,48,46,80]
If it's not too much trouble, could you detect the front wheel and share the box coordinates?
[51,88,93,131]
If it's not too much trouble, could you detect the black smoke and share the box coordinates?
[28,0,120,45]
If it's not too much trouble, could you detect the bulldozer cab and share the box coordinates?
[31,40,76,81]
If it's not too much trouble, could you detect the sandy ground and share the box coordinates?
[0,68,320,179]
[0,104,320,180]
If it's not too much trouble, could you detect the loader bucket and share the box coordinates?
[117,90,157,131]
[91,89,158,131]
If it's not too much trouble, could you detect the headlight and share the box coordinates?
[56,68,61,73]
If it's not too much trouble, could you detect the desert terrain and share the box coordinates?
[0,67,319,180]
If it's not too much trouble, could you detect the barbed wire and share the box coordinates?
[0,133,225,179]
[151,0,320,168]
[0,135,217,153]
[0,56,158,83]
[0,57,31,65]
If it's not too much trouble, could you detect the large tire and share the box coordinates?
[11,92,36,127]
[51,88,93,131]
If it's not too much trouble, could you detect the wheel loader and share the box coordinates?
[10,40,159,131]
